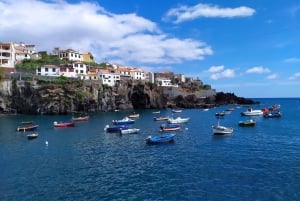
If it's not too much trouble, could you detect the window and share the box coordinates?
[45,68,48,72]
[52,68,56,72]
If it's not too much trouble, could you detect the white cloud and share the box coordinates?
[246,66,271,74]
[207,65,224,73]
[210,69,235,80]
[0,0,213,65]
[163,3,255,23]
[288,72,300,80]
[283,57,300,63]
[267,73,278,79]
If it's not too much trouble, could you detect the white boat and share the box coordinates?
[241,108,263,116]
[167,117,190,124]
[120,128,140,134]
[212,119,233,135]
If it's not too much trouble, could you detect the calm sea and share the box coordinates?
[1,98,300,201]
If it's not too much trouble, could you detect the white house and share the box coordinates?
[73,62,87,79]
[155,77,178,87]
[98,69,120,86]
[130,68,145,80]
[59,49,83,62]
[36,65,60,76]
[0,42,15,71]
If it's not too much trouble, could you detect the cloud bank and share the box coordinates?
[0,0,213,66]
[164,3,255,23]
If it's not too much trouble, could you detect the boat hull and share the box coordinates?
[53,122,75,127]
[105,125,129,133]
[212,125,233,135]
[27,133,38,140]
[146,134,176,145]
[72,116,89,121]
[160,124,181,132]
[16,125,39,132]
[120,128,140,134]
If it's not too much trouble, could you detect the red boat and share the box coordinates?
[72,116,89,121]
[53,121,75,127]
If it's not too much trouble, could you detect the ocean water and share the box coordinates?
[1,98,300,201]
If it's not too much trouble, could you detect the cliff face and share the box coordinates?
[0,79,167,114]
[0,79,257,115]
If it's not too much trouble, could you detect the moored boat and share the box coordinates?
[212,125,234,135]
[21,121,34,124]
[145,133,176,145]
[153,116,169,121]
[104,124,129,133]
[27,133,39,140]
[238,119,256,127]
[16,124,39,132]
[152,111,161,114]
[167,117,190,124]
[215,112,225,117]
[53,121,75,127]
[120,128,140,134]
[212,119,233,135]
[241,108,263,116]
[263,111,282,118]
[172,109,182,113]
[112,117,135,125]
[127,113,140,118]
[160,123,181,132]
[72,116,89,121]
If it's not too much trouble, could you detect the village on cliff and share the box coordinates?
[0,42,256,114]
[0,41,208,89]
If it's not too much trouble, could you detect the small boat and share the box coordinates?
[145,133,176,145]
[263,111,282,118]
[160,123,181,132]
[104,124,129,133]
[112,117,135,125]
[16,124,39,132]
[215,112,225,117]
[21,121,34,124]
[153,116,169,121]
[120,128,140,134]
[53,121,75,127]
[241,108,263,116]
[167,117,190,124]
[27,133,39,140]
[212,119,233,135]
[127,113,140,118]
[238,119,256,127]
[72,116,89,121]
[152,111,161,114]
[172,109,182,113]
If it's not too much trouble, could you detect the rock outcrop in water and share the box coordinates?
[0,79,257,115]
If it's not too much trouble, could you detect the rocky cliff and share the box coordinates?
[0,78,257,115]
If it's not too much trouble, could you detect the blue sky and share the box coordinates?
[1,0,300,98]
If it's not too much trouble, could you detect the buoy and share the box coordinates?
[45,140,48,146]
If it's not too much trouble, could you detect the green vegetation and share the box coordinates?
[0,67,5,81]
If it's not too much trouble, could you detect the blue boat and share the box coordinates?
[112,117,135,125]
[263,111,282,118]
[104,124,129,133]
[145,133,176,145]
